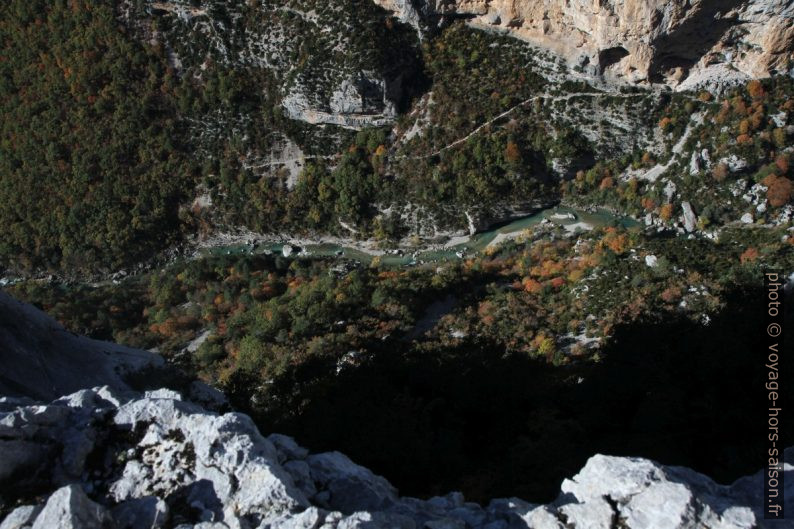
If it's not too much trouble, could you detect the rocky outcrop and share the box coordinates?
[374,0,794,89]
[1,386,791,529]
[0,290,162,401]
[124,2,424,131]
[282,74,400,130]
[464,200,555,235]
[681,201,697,233]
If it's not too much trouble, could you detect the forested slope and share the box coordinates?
[0,0,201,274]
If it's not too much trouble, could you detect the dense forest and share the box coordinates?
[0,0,197,273]
[0,0,420,275]
[1,1,792,278]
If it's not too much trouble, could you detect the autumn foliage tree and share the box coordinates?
[504,141,521,164]
[775,154,789,175]
[0,0,196,275]
[712,163,729,182]
[740,247,759,264]
[764,175,793,207]
[746,79,765,100]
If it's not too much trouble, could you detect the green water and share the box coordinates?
[205,205,639,267]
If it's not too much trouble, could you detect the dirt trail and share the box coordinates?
[403,91,649,160]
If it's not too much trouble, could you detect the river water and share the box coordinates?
[205,205,639,267]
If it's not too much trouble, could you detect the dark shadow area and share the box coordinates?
[598,46,630,74]
[365,1,432,114]
[647,0,744,82]
[248,283,793,503]
[165,480,224,526]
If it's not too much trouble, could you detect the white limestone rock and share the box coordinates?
[776,204,793,224]
[1,387,790,529]
[307,452,398,512]
[700,149,712,169]
[372,0,425,34]
[523,506,564,529]
[559,497,614,529]
[689,151,700,175]
[720,155,749,173]
[559,454,759,529]
[282,75,398,130]
[30,485,110,529]
[110,396,309,518]
[0,506,41,529]
[681,202,697,233]
[663,181,677,202]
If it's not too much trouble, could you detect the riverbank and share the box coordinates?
[0,205,639,287]
[194,205,639,267]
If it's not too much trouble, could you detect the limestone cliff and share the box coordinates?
[1,386,791,529]
[374,0,794,89]
[0,291,162,402]
[122,1,425,130]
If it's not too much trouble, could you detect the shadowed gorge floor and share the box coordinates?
[242,285,793,503]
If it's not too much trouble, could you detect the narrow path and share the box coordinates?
[402,91,649,160]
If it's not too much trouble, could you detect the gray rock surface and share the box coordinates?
[30,485,110,529]
[112,496,169,529]
[282,74,399,130]
[0,290,163,401]
[0,505,41,529]
[1,387,790,529]
[681,201,697,233]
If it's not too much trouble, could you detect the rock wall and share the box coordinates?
[1,386,791,529]
[282,74,399,130]
[0,291,162,401]
[374,0,794,89]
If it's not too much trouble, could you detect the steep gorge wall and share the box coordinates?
[376,0,794,89]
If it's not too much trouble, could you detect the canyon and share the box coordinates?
[374,0,794,90]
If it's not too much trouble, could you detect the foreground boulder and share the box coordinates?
[1,387,790,529]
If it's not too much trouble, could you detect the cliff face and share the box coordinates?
[0,291,163,402]
[1,386,791,529]
[375,0,794,89]
[122,1,425,131]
